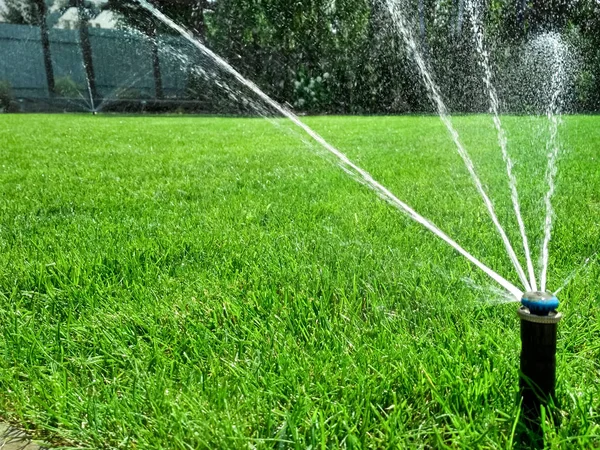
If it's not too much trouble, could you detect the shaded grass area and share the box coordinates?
[0,114,598,448]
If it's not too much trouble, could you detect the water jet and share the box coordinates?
[132,2,580,433]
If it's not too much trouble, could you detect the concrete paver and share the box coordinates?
[0,423,48,450]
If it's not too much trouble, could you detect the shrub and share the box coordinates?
[0,81,18,113]
[292,69,330,113]
[55,76,82,98]
[115,87,146,100]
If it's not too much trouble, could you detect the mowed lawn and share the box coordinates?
[0,114,598,448]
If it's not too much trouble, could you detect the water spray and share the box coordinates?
[134,0,524,300]
[518,291,561,425]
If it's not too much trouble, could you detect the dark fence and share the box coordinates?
[0,22,215,112]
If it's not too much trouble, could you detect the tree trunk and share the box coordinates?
[418,0,425,45]
[35,0,55,96]
[149,27,164,99]
[456,0,464,35]
[194,0,206,41]
[517,0,527,34]
[77,0,98,102]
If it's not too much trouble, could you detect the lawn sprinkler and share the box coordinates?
[518,291,562,424]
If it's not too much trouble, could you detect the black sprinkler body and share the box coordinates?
[518,291,562,424]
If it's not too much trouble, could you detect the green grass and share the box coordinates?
[0,114,598,448]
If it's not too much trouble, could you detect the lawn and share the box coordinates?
[0,114,598,448]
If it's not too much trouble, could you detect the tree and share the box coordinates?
[572,0,600,110]
[48,0,100,101]
[1,0,38,23]
[75,0,98,101]
[527,0,576,33]
[106,0,210,39]
[207,0,372,112]
[104,1,212,100]
[1,0,56,96]
[37,0,56,96]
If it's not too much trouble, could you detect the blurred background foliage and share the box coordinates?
[1,0,599,114]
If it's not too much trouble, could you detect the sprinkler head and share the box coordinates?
[518,290,562,437]
[521,291,559,316]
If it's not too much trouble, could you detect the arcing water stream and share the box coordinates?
[382,0,531,292]
[465,0,538,291]
[539,34,568,292]
[134,0,524,299]
[554,253,597,296]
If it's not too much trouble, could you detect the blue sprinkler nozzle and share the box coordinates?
[521,291,559,316]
